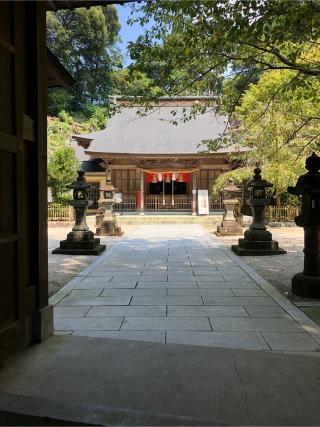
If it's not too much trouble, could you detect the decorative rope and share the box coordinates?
[140,167,199,174]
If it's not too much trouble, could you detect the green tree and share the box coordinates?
[128,1,320,110]
[48,145,80,200]
[47,5,121,110]
[48,88,74,116]
[212,67,320,204]
[47,108,108,200]
[111,68,162,96]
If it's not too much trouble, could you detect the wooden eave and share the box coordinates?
[84,151,230,160]
[46,0,137,11]
[47,48,75,88]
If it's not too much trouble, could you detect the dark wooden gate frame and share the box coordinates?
[0,0,134,362]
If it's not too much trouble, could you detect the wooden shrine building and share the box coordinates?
[72,96,243,215]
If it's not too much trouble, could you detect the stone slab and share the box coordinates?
[197,281,256,288]
[232,289,267,297]
[121,316,211,331]
[244,306,291,318]
[57,296,131,306]
[209,317,303,332]
[86,306,166,317]
[54,317,123,331]
[166,331,269,350]
[262,332,320,351]
[69,289,103,297]
[79,277,112,284]
[72,330,165,343]
[100,288,167,297]
[167,288,234,296]
[54,306,91,318]
[194,275,225,282]
[131,296,203,306]
[203,296,277,306]
[139,274,168,282]
[167,306,249,317]
[137,281,197,288]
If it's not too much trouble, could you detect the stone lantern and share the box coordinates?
[95,171,123,236]
[215,179,243,236]
[53,171,106,255]
[231,167,286,255]
[288,152,320,297]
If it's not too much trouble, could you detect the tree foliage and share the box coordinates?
[47,109,108,199]
[111,68,162,96]
[129,0,320,100]
[128,0,320,199]
[47,5,121,110]
[48,145,80,200]
[212,68,320,202]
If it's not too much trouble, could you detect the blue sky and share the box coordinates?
[116,3,150,67]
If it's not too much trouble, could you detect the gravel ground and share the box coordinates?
[203,225,309,302]
[48,225,137,297]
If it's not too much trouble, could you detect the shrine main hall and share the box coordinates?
[72,96,242,214]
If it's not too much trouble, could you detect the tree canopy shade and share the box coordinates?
[129,0,320,102]
[47,5,121,109]
[127,0,320,199]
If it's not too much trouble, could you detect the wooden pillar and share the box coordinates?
[192,172,197,216]
[140,169,145,215]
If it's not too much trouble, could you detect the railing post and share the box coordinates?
[192,172,197,216]
[140,169,145,215]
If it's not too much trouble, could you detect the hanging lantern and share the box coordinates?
[158,173,163,182]
[166,174,171,183]
[152,174,157,184]
[172,173,176,181]
[178,173,184,183]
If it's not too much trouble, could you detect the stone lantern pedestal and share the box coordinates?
[95,175,123,236]
[216,199,244,236]
[288,152,320,298]
[53,171,106,255]
[216,180,243,236]
[231,168,286,256]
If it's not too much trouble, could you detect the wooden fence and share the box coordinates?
[114,195,137,212]
[265,205,300,222]
[48,203,74,221]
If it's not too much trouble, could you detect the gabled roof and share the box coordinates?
[72,103,240,156]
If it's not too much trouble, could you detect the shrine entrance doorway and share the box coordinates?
[146,172,191,212]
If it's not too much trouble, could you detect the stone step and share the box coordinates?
[86,215,223,225]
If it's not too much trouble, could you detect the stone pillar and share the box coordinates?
[192,172,197,216]
[288,152,320,297]
[140,169,145,215]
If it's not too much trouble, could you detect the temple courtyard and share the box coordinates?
[2,223,320,425]
[49,224,320,351]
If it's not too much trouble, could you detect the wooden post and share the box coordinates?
[192,172,197,215]
[140,169,145,215]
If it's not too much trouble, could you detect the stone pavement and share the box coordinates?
[51,224,320,352]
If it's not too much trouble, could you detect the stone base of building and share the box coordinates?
[52,238,106,255]
[215,220,243,236]
[231,238,287,256]
[96,220,123,236]
[292,272,320,298]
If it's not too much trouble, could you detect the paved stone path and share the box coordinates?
[51,225,320,352]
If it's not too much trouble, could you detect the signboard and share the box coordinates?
[114,192,123,204]
[197,189,209,215]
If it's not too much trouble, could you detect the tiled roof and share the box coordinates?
[72,105,242,156]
